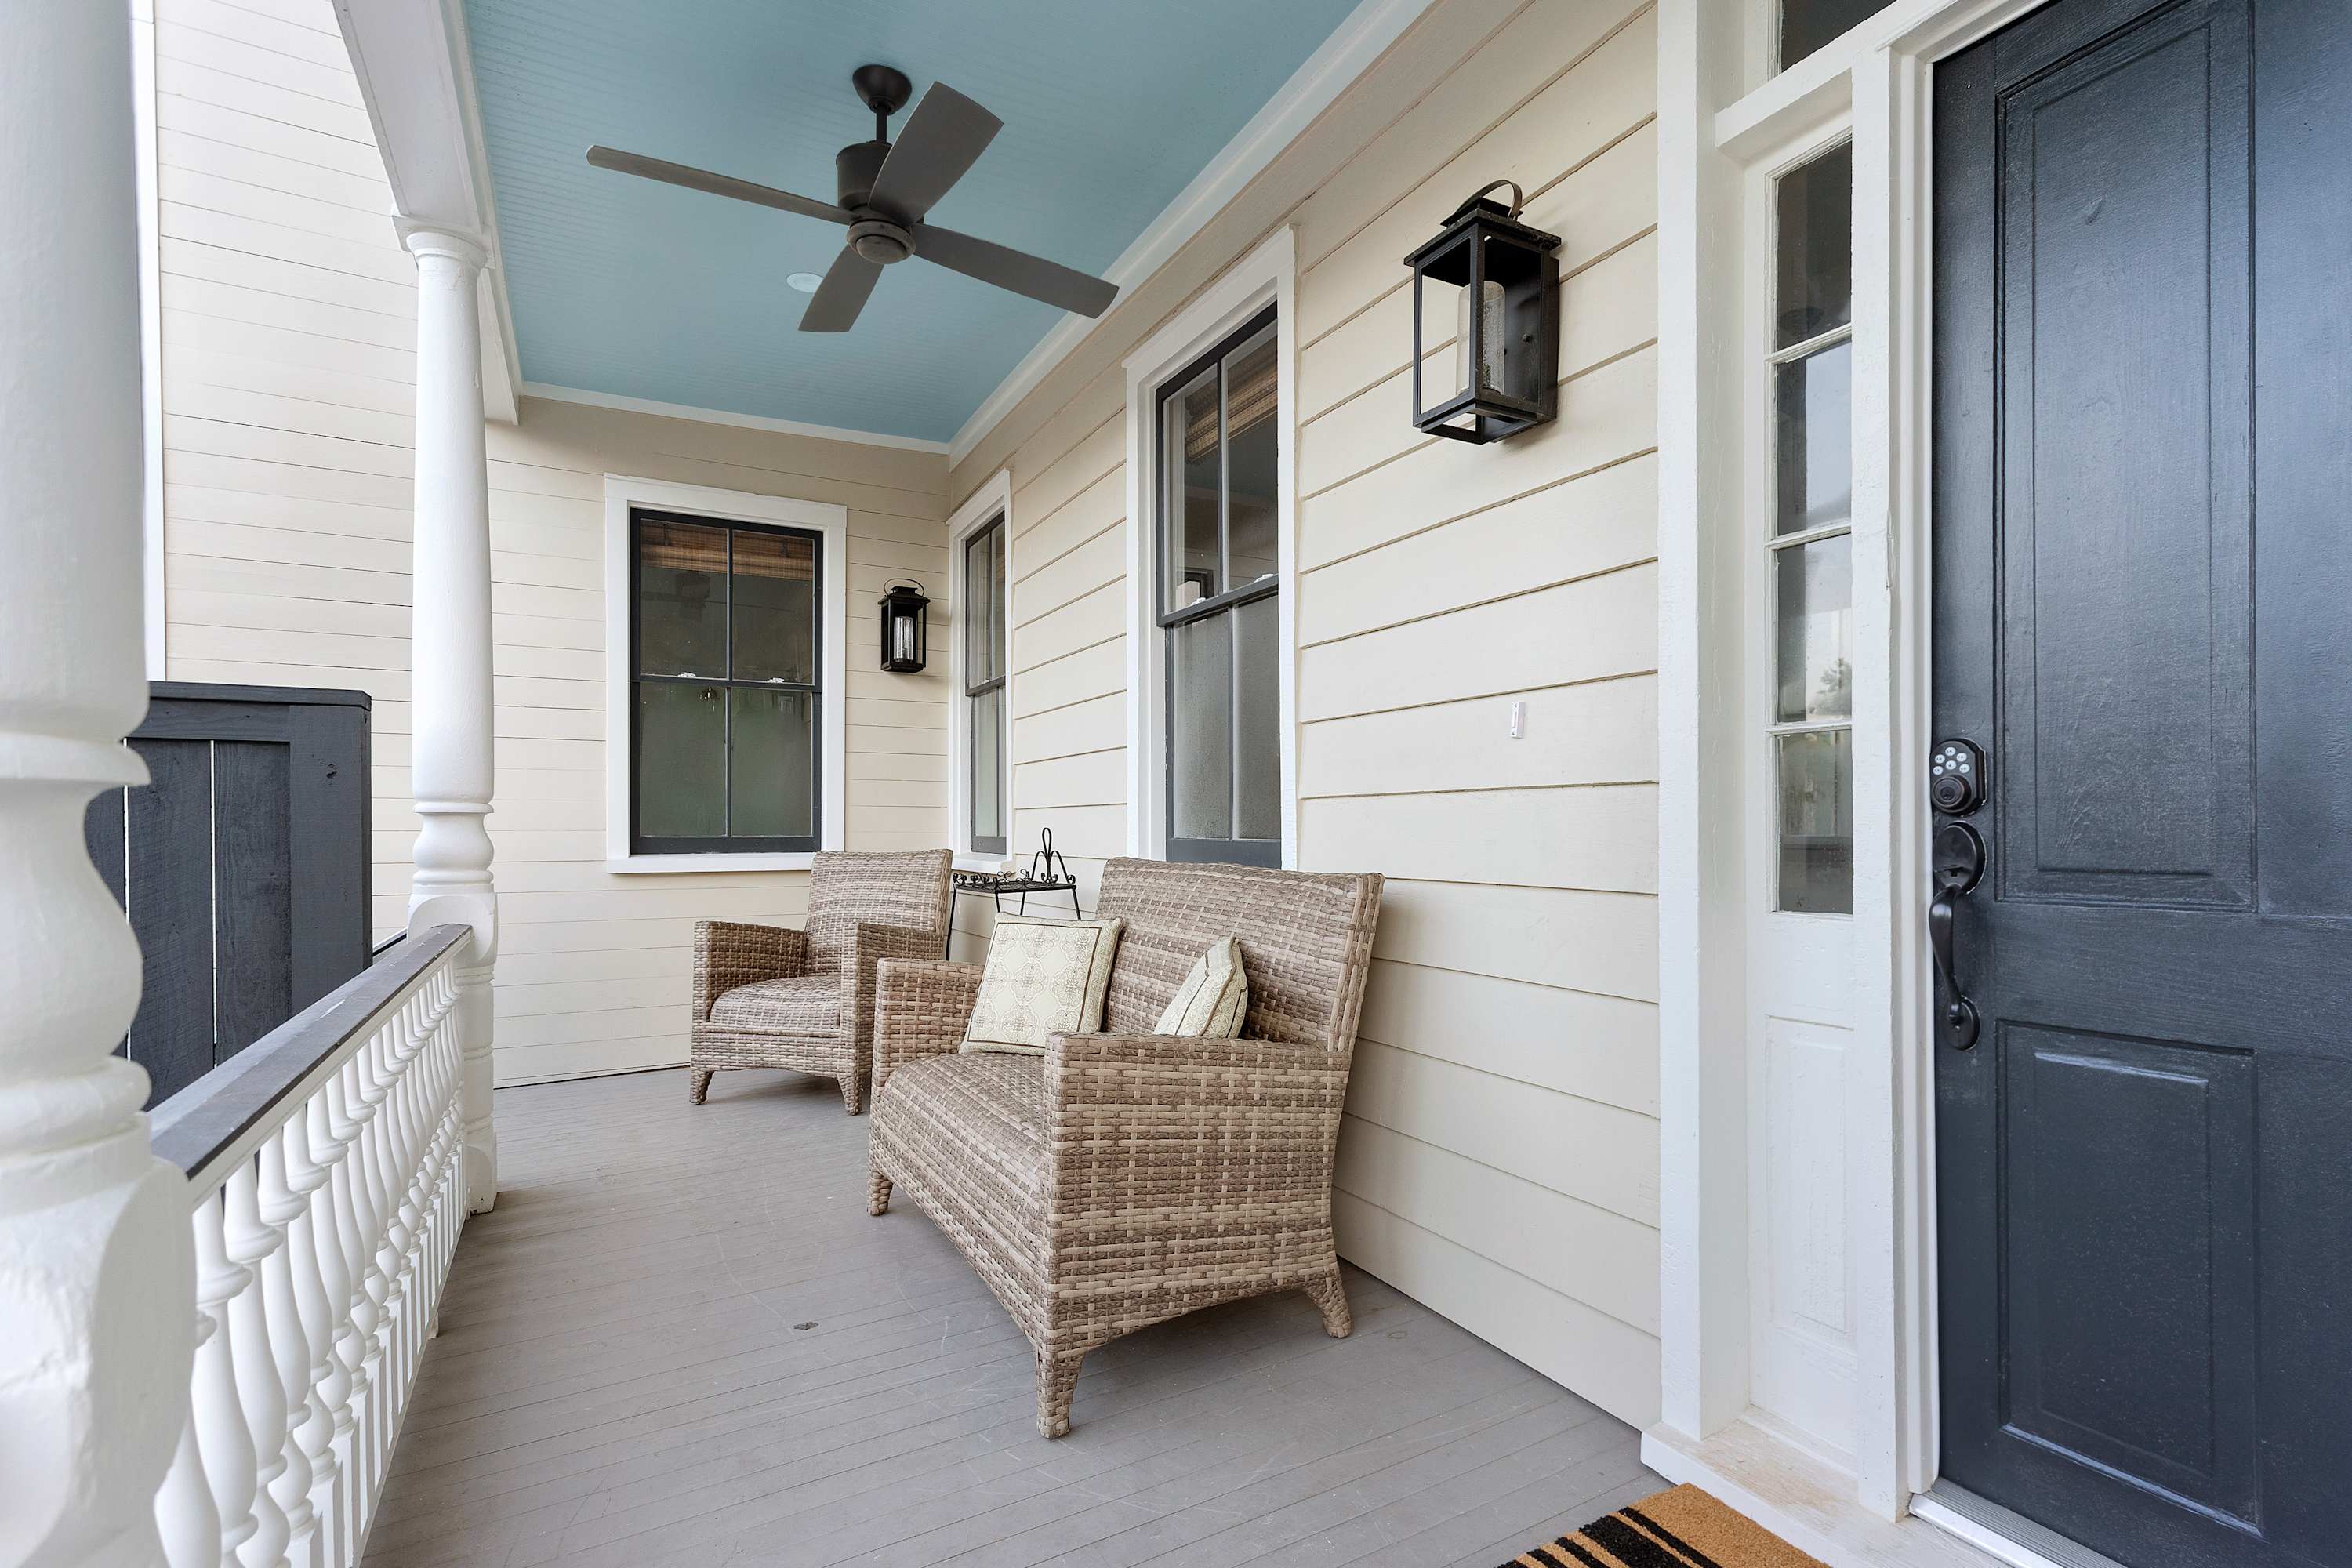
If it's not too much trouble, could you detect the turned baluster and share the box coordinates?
[191,1187,257,1565]
[155,1306,221,1568]
[387,994,429,1395]
[222,1158,292,1566]
[300,1093,354,1568]
[330,1057,382,1532]
[354,1018,400,1498]
[263,1118,327,1568]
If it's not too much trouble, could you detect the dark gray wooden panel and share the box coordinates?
[84,786,127,913]
[213,739,291,1063]
[2000,1027,2258,1520]
[1995,0,2252,905]
[287,700,371,1008]
[126,736,215,1105]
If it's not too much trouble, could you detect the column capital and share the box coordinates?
[394,219,490,272]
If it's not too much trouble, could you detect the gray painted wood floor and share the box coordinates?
[365,1067,1660,1567]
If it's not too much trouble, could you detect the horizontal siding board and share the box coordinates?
[1346,1040,1658,1227]
[1357,957,1659,1114]
[1335,1115,1661,1334]
[1335,1189,1661,1428]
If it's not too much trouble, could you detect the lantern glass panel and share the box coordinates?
[888,601,921,667]
[1414,228,1475,423]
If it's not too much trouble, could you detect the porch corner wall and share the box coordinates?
[948,0,1666,1428]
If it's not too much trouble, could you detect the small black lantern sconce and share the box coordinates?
[1403,180,1561,444]
[878,579,929,672]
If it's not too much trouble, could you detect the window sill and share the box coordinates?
[953,851,1014,874]
[606,851,817,875]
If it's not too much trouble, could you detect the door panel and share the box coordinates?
[1995,2,2252,906]
[1933,2,2352,1565]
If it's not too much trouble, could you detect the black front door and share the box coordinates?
[1932,2,2352,1566]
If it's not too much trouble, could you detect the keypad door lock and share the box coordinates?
[1930,738,1986,815]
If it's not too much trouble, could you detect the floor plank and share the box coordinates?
[365,1067,1661,1566]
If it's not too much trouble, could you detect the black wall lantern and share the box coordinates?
[878,579,929,672]
[1404,180,1561,444]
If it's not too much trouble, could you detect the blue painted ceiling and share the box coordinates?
[464,0,1366,443]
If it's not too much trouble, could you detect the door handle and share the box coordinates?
[1930,822,1984,1049]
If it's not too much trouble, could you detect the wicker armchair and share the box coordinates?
[689,848,952,1113]
[866,856,1384,1436]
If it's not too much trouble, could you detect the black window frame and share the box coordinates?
[628,506,824,855]
[1154,303,1282,869]
[963,511,1007,857]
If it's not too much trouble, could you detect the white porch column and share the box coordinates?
[0,2,198,1564]
[399,225,499,1215]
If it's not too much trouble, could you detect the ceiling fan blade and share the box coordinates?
[798,247,884,332]
[913,224,1116,318]
[868,82,1002,222]
[586,146,851,227]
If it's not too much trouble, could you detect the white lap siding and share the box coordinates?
[149,0,949,1086]
[948,0,1662,1425]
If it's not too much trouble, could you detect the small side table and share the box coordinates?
[947,871,1082,955]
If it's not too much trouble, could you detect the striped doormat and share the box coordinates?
[1497,1484,1828,1568]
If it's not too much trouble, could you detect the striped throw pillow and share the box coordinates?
[1153,936,1249,1038]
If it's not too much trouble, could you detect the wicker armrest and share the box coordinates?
[872,957,984,1092]
[1043,1032,1352,1202]
[843,921,947,1047]
[692,920,809,1023]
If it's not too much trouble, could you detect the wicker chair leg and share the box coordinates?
[1035,1347,1085,1439]
[867,1167,892,1216]
[1304,1268,1352,1338]
[839,1072,864,1116]
[688,1067,713,1105]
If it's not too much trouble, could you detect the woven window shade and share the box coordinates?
[1181,344,1277,464]
[639,521,815,581]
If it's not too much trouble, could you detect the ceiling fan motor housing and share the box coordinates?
[848,217,913,264]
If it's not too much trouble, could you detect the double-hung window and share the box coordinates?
[963,513,1007,856]
[629,508,822,854]
[1156,305,1281,867]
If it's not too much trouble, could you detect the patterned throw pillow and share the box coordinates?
[1153,936,1249,1038]
[960,915,1126,1056]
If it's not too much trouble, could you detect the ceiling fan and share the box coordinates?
[586,64,1119,333]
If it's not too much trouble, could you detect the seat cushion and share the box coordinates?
[870,1051,1053,1327]
[707,975,840,1035]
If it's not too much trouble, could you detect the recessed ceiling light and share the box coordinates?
[786,271,823,293]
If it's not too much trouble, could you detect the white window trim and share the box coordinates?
[601,473,848,873]
[1120,225,1299,866]
[944,469,1014,872]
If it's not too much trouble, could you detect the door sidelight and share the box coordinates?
[1930,821,1984,1048]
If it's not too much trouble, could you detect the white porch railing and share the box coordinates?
[144,924,474,1568]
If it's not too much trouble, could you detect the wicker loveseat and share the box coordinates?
[866,856,1384,1436]
[689,848,952,1112]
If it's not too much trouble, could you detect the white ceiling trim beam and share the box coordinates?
[518,383,952,455]
[332,0,522,424]
[945,0,1440,467]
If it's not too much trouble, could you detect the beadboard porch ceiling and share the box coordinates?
[462,0,1368,443]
